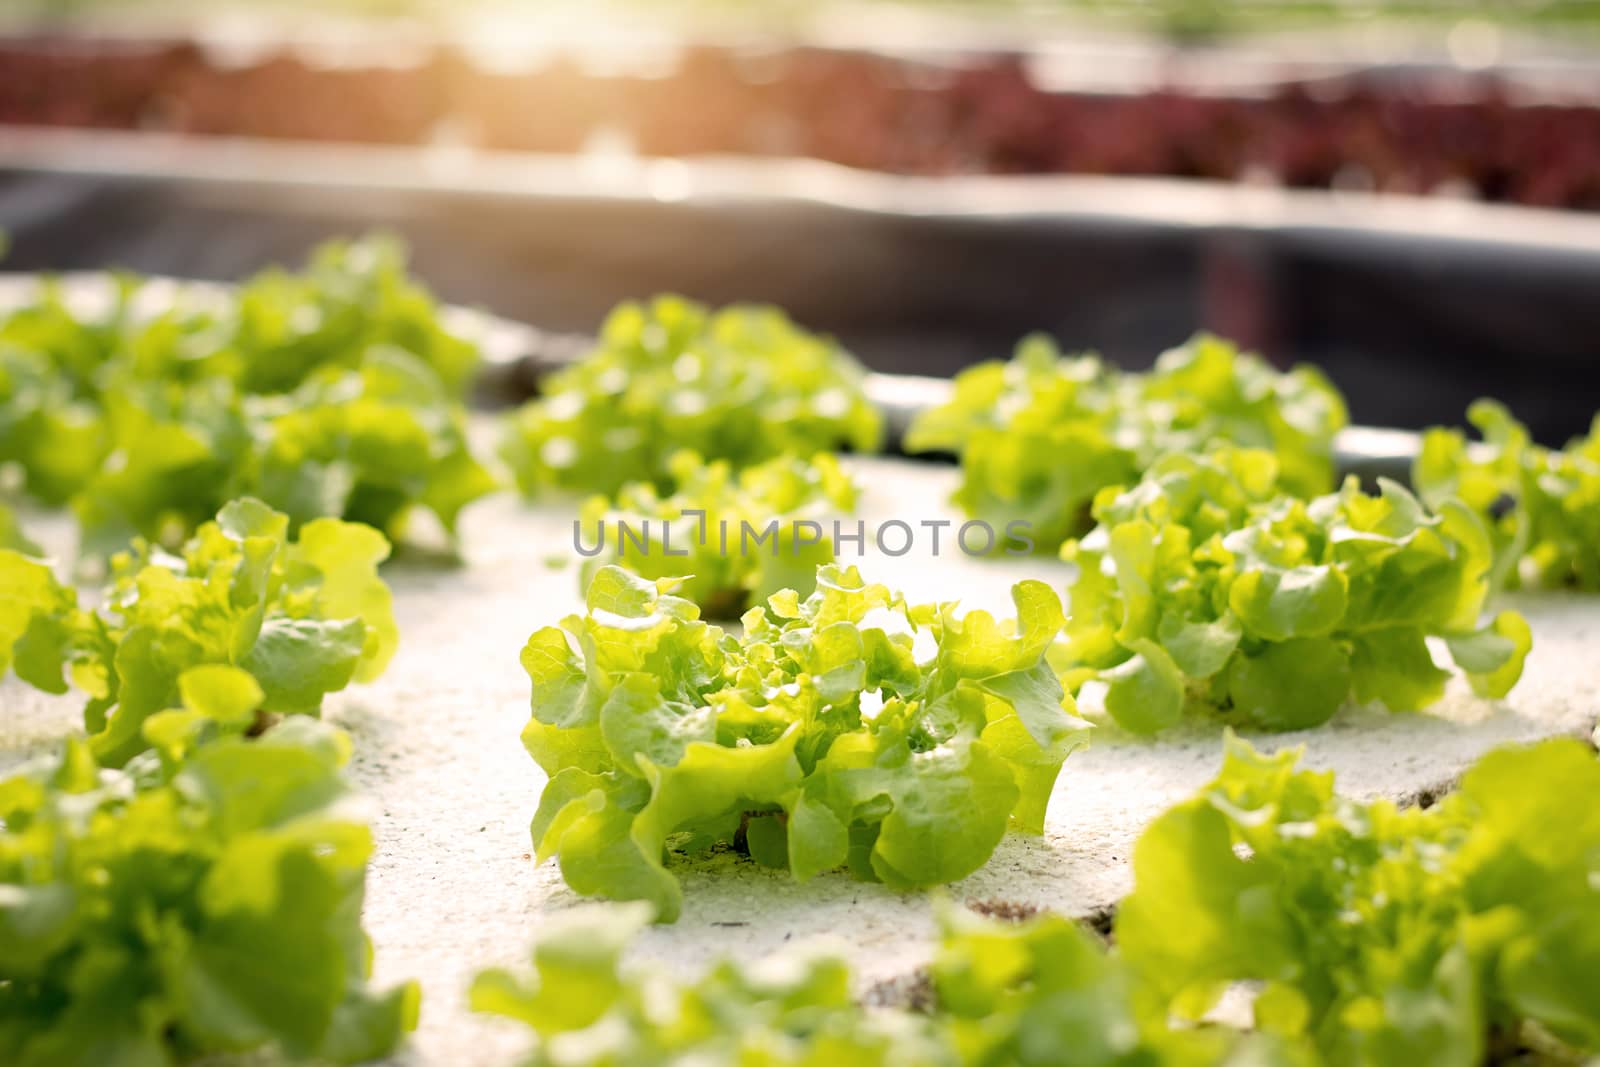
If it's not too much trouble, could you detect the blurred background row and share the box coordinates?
[2,0,1598,440]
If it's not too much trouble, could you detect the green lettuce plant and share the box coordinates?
[1057,447,1530,734]
[501,296,882,497]
[931,902,1316,1067]
[472,902,955,1066]
[0,497,398,767]
[0,716,419,1066]
[237,346,495,544]
[906,333,1348,552]
[521,563,1086,921]
[0,237,492,552]
[1416,399,1600,590]
[1118,733,1600,1063]
[576,450,857,617]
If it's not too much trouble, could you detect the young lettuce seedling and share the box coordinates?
[520,563,1086,921]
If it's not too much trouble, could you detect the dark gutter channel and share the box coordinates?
[1,137,1596,444]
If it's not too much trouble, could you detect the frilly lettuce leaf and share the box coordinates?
[907,332,1347,552]
[240,345,494,543]
[1059,447,1530,734]
[501,296,883,496]
[577,450,857,618]
[522,564,1087,921]
[0,545,81,694]
[228,234,478,396]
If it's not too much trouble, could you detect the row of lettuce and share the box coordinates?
[3,237,1596,598]
[1,237,1597,1065]
[0,245,448,1063]
[5,527,1595,1067]
[481,734,1600,1067]
[1,239,1589,744]
[0,239,490,558]
[502,283,1589,1067]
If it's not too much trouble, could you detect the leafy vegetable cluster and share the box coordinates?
[473,900,1248,1067]
[577,450,857,617]
[467,902,953,1067]
[477,899,1303,1067]
[1416,399,1600,590]
[0,497,398,767]
[0,236,492,553]
[473,883,1312,1067]
[1056,447,1530,734]
[1118,733,1600,1063]
[472,901,955,1066]
[0,712,419,1066]
[522,563,1087,921]
[0,493,414,1063]
[501,296,883,497]
[906,333,1348,552]
[929,902,1316,1067]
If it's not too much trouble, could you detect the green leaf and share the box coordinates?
[521,628,591,729]
[543,780,670,918]
[908,331,1347,552]
[786,789,851,882]
[1057,443,1530,735]
[866,737,1020,890]
[977,660,1076,751]
[1348,628,1450,712]
[240,617,366,715]
[288,516,397,681]
[474,902,955,1064]
[1445,610,1532,699]
[599,673,716,773]
[1225,638,1350,730]
[1416,400,1600,591]
[1101,639,1184,735]
[1117,802,1296,1014]
[0,548,75,684]
[1157,612,1242,679]
[578,451,857,617]
[1116,733,1600,1064]
[316,983,422,1066]
[1228,565,1348,642]
[630,730,805,920]
[0,883,78,976]
[469,902,651,1035]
